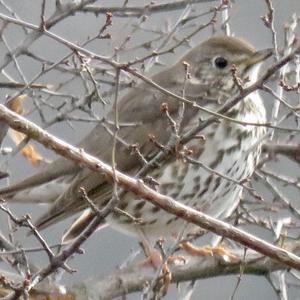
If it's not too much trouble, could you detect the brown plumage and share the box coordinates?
[0,36,271,242]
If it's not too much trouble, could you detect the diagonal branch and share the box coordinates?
[0,104,300,272]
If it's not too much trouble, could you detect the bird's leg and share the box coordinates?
[138,233,162,268]
[138,232,186,268]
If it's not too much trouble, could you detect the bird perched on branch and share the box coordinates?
[0,36,271,251]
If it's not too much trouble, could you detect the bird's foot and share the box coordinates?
[180,241,237,262]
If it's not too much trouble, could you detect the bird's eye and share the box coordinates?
[214,56,228,69]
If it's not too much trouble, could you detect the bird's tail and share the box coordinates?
[62,209,105,243]
[0,174,70,203]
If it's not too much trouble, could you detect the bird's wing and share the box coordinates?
[34,62,211,230]
[0,66,181,202]
[3,62,213,230]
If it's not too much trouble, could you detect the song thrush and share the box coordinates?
[0,36,272,243]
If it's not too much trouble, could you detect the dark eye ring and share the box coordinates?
[214,56,228,69]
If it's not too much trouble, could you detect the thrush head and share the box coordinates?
[177,36,272,100]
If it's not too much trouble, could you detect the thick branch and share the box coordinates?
[262,142,300,163]
[2,243,296,299]
[72,243,300,299]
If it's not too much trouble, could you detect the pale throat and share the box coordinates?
[232,62,266,122]
[244,63,261,88]
[242,63,266,121]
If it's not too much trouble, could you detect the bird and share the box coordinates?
[0,36,272,247]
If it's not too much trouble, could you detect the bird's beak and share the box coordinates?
[246,48,273,66]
